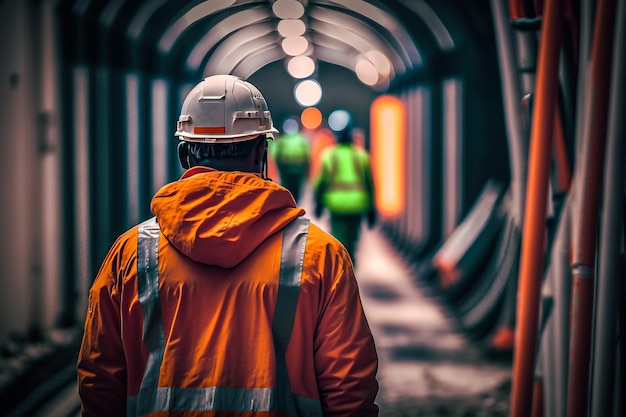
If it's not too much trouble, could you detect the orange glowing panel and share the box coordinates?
[301,107,322,129]
[370,95,406,217]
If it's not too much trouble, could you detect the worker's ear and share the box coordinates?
[177,141,190,169]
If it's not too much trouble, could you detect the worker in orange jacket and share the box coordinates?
[77,75,379,417]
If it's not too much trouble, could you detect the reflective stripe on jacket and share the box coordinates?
[129,216,319,416]
[77,168,379,417]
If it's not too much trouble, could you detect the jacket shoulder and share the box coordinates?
[93,222,142,285]
[303,219,352,266]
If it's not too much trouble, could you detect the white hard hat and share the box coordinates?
[175,74,279,143]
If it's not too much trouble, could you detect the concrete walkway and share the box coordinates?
[354,225,511,409]
[301,184,512,415]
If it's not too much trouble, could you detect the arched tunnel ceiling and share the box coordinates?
[59,0,495,133]
[63,0,467,86]
[177,0,425,81]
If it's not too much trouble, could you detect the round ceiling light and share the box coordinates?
[294,79,322,107]
[272,0,304,19]
[287,55,315,78]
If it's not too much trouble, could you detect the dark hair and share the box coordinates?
[187,135,264,161]
[337,126,353,144]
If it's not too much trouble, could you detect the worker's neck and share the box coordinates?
[203,159,259,174]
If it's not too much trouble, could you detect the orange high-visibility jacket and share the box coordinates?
[77,167,379,417]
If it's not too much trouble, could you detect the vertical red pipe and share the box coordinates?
[508,0,526,19]
[509,0,564,415]
[552,105,571,193]
[531,379,544,417]
[567,0,616,415]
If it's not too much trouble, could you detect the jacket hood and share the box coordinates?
[151,167,304,268]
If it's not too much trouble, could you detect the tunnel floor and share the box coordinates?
[353,225,511,416]
[305,184,512,416]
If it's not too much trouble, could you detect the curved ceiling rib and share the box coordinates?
[65,0,439,87]
[308,7,415,71]
[313,0,421,67]
[147,0,424,86]
[186,7,274,71]
[396,0,454,50]
[231,45,286,79]
[158,0,236,53]
[127,0,169,40]
[205,27,278,75]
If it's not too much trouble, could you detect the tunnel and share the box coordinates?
[0,0,624,416]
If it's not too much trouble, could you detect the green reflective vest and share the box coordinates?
[314,144,375,214]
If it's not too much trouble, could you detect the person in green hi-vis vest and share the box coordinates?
[313,125,377,262]
[272,128,311,203]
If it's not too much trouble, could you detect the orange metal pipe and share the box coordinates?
[508,0,527,19]
[531,379,544,417]
[552,104,571,193]
[509,0,564,415]
[567,0,616,415]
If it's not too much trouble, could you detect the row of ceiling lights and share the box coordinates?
[273,0,394,108]
[272,0,321,107]
[272,0,397,135]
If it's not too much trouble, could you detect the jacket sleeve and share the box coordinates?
[77,242,128,417]
[314,249,380,417]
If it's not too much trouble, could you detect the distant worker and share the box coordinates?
[272,120,311,203]
[313,125,377,262]
[77,75,379,417]
[351,126,366,149]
